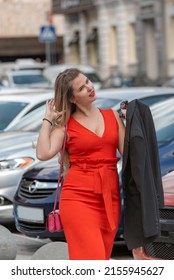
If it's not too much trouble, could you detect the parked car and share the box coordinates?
[133,170,174,260]
[0,59,48,75]
[13,96,174,241]
[2,88,174,223]
[0,131,39,222]
[0,90,53,131]
[96,87,174,108]
[0,69,50,88]
[102,74,136,88]
[13,158,65,240]
[0,86,48,95]
[43,64,102,90]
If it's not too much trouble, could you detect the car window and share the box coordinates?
[155,122,174,142]
[13,74,48,85]
[26,100,47,115]
[0,101,28,130]
[94,98,121,109]
[151,98,174,143]
[140,94,174,106]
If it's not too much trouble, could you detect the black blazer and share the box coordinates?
[122,99,164,250]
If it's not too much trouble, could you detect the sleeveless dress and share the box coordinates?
[59,108,121,260]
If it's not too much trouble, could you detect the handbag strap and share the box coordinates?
[53,125,67,212]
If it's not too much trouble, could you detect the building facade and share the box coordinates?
[52,0,174,84]
[1,0,174,83]
[0,0,64,63]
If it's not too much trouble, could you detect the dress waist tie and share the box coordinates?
[70,159,119,231]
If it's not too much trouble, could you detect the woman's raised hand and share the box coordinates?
[44,99,64,123]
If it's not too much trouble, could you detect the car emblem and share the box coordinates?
[29,180,39,193]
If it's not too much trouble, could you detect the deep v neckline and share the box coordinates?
[72,109,106,139]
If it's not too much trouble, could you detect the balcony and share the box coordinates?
[52,0,95,15]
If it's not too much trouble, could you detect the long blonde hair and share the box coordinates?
[54,68,82,174]
[54,68,82,126]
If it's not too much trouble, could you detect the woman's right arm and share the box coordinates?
[36,99,65,161]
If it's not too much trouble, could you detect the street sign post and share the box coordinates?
[39,25,57,64]
[39,25,57,43]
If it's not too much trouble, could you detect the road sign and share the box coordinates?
[39,25,57,43]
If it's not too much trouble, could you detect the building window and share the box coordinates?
[86,28,98,67]
[128,23,137,64]
[69,31,80,64]
[109,26,118,66]
[169,16,174,59]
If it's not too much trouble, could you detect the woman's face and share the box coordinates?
[70,73,96,105]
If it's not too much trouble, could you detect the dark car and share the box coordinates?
[14,158,65,240]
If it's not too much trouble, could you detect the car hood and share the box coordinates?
[0,131,38,159]
[24,157,59,181]
[162,171,174,207]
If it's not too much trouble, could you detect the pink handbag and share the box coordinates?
[46,209,63,232]
[46,126,67,233]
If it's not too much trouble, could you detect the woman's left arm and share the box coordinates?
[113,110,125,156]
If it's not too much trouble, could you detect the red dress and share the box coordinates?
[59,109,121,259]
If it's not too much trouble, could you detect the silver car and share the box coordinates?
[0,131,39,221]
[0,91,53,131]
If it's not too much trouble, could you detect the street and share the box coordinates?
[14,234,133,260]
[1,222,133,260]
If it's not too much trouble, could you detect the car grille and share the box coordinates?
[144,242,174,260]
[144,207,174,260]
[19,179,56,199]
[18,220,45,231]
[159,208,174,220]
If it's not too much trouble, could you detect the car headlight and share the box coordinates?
[0,157,34,171]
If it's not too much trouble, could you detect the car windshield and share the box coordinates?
[0,101,28,130]
[7,104,45,132]
[151,98,174,143]
[13,74,48,85]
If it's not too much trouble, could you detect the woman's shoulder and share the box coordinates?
[100,108,118,117]
[101,108,123,126]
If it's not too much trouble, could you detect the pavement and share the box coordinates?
[0,224,132,260]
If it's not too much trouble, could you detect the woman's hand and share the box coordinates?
[44,99,64,123]
[119,100,128,119]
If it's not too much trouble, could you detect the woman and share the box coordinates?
[36,68,125,260]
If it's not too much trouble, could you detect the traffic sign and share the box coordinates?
[39,25,57,43]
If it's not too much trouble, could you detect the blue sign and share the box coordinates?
[39,25,57,43]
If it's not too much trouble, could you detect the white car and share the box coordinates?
[0,69,50,88]
[0,58,48,75]
[95,86,174,108]
[0,90,53,131]
[43,64,102,90]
